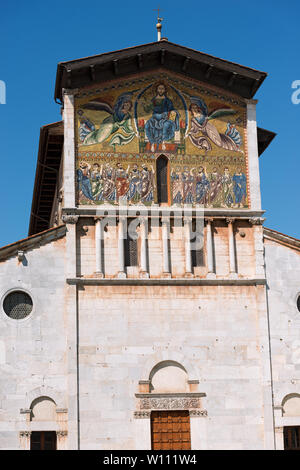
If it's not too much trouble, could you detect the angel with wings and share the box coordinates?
[188,97,242,152]
[80,91,138,147]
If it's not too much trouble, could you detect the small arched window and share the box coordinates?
[125,218,138,267]
[156,155,169,204]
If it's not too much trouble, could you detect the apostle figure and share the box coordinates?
[90,163,103,201]
[208,168,223,206]
[77,162,94,201]
[128,164,141,203]
[140,164,154,203]
[233,169,247,207]
[101,163,117,202]
[195,167,210,205]
[221,167,234,208]
[171,167,184,204]
[182,167,195,204]
[144,83,179,152]
[115,163,130,202]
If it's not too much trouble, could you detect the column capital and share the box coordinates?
[62,87,79,96]
[56,430,68,437]
[161,215,170,225]
[249,217,265,225]
[62,214,79,224]
[205,217,214,224]
[225,217,235,224]
[19,431,32,437]
[274,427,284,434]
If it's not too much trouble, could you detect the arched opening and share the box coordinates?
[156,155,169,204]
[282,394,300,416]
[282,394,300,450]
[149,360,188,393]
[29,396,57,450]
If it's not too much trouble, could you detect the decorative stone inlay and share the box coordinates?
[62,215,79,224]
[140,397,201,410]
[57,430,68,437]
[19,431,31,437]
[189,409,208,417]
[134,411,151,419]
[249,217,265,225]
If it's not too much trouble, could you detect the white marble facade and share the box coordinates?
[0,74,299,451]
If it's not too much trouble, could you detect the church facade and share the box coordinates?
[0,39,300,450]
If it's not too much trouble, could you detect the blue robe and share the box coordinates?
[77,169,94,200]
[196,173,210,203]
[145,96,179,145]
[233,173,247,204]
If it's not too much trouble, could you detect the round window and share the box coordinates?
[3,291,33,319]
[297,295,300,313]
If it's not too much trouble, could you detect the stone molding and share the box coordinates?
[56,430,68,437]
[136,393,205,411]
[135,393,207,418]
[140,397,201,410]
[67,277,266,287]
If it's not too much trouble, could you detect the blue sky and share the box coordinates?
[0,0,299,246]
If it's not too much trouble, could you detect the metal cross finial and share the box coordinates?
[154,6,163,22]
[154,7,163,41]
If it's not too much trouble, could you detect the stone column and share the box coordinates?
[184,216,192,276]
[246,99,261,211]
[250,217,266,278]
[161,216,171,277]
[62,91,76,209]
[57,430,68,450]
[205,218,215,278]
[19,431,31,450]
[226,217,237,278]
[61,214,79,449]
[118,217,126,278]
[94,217,104,277]
[140,217,149,278]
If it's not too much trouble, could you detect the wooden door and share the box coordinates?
[30,431,57,450]
[151,410,191,450]
[284,426,300,450]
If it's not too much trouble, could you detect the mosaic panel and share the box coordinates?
[75,72,248,208]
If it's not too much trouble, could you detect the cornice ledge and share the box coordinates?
[135,393,206,398]
[67,277,266,286]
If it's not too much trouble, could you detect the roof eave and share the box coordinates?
[54,40,267,102]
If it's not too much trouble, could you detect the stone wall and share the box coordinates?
[0,237,67,449]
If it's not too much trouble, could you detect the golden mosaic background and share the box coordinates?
[75,72,248,208]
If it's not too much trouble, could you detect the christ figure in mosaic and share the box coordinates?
[144,83,179,152]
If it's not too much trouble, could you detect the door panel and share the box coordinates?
[151,410,191,450]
